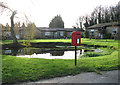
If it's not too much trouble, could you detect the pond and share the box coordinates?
[2,46,99,59]
[2,42,104,59]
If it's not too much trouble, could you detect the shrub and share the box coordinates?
[81,35,83,38]
[103,33,112,39]
[81,52,104,58]
[84,30,89,38]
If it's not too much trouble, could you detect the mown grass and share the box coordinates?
[2,51,119,84]
[81,38,119,49]
[1,39,71,44]
[2,38,119,84]
[1,38,118,49]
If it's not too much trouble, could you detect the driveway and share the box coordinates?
[15,70,119,85]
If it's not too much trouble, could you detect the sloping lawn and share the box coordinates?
[2,38,119,84]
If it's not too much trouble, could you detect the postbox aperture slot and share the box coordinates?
[76,34,80,35]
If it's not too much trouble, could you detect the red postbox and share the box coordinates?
[72,31,81,46]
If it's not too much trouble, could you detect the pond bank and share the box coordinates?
[2,41,109,50]
[2,42,71,49]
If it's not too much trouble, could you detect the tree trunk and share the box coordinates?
[10,11,18,44]
[80,22,82,29]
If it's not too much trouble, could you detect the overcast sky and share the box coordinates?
[0,0,119,28]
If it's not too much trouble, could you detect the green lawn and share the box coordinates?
[2,38,120,84]
[1,39,71,44]
[1,38,119,49]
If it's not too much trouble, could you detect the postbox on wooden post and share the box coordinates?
[72,31,81,66]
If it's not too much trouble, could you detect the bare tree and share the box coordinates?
[0,2,18,43]
[83,15,90,28]
[79,16,84,29]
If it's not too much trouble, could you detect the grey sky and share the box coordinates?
[0,0,119,27]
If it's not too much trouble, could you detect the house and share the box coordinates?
[86,22,120,39]
[34,27,84,39]
[0,24,11,40]
[0,26,23,40]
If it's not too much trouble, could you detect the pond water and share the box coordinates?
[3,42,105,59]
[2,46,96,59]
[17,50,83,59]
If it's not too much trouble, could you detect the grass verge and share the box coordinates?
[2,38,119,84]
[2,51,119,84]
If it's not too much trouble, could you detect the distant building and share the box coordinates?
[86,22,120,39]
[0,26,23,40]
[0,24,11,40]
[34,27,84,39]
[1,27,84,40]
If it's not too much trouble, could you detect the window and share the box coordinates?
[55,32,57,35]
[45,32,50,36]
[4,32,8,36]
[20,31,23,35]
[113,28,117,34]
[4,32,10,37]
[70,32,72,36]
[90,29,94,35]
[60,31,64,36]
[90,29,94,32]
[98,33,101,37]
[16,35,20,39]
[5,50,11,54]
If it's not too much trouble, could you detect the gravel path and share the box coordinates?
[14,70,119,85]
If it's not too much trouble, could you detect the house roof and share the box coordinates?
[87,22,120,29]
[37,27,84,32]
[1,26,84,32]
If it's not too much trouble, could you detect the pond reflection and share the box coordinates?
[17,50,81,59]
[50,51,64,56]
[2,47,95,59]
